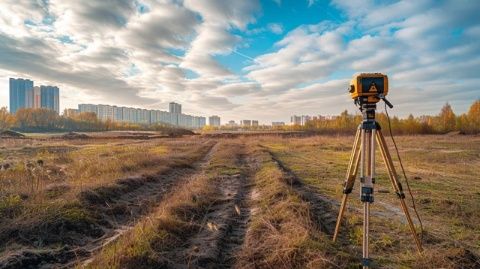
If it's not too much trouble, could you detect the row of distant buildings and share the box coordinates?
[290,115,338,126]
[8,78,332,129]
[225,120,259,127]
[9,78,60,114]
[71,102,207,129]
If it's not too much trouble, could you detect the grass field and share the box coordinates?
[0,132,479,268]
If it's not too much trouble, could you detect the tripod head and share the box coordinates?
[349,73,394,122]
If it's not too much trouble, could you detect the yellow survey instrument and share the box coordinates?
[349,73,390,105]
[334,73,423,269]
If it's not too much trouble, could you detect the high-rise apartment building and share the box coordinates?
[301,115,311,125]
[33,86,41,109]
[96,104,114,121]
[78,104,98,114]
[208,115,221,126]
[291,115,313,126]
[113,106,123,122]
[64,108,79,117]
[25,86,34,109]
[169,102,182,114]
[77,103,206,129]
[9,78,61,114]
[291,115,302,125]
[40,85,60,114]
[252,120,259,126]
[9,78,34,113]
[241,120,252,127]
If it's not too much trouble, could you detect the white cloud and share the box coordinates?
[50,0,137,42]
[1,0,259,113]
[241,0,480,120]
[245,24,348,93]
[307,0,318,7]
[0,0,479,123]
[180,0,259,80]
[267,23,283,34]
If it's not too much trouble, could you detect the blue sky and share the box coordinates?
[0,0,479,123]
[217,0,341,74]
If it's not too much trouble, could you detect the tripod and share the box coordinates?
[332,101,423,268]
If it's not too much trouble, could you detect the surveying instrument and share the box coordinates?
[332,73,423,268]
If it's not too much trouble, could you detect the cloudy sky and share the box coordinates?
[0,0,479,123]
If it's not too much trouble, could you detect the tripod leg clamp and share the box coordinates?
[396,191,406,199]
[343,181,353,194]
[361,187,374,203]
[343,187,353,194]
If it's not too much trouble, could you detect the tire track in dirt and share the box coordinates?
[263,148,414,234]
[265,148,422,244]
[263,148,339,236]
[0,141,218,269]
[166,146,252,269]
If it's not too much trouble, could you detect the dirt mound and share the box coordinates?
[445,131,466,136]
[61,132,90,139]
[0,130,25,138]
[165,128,195,137]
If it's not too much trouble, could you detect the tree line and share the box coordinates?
[207,100,479,135]
[286,100,480,135]
[0,108,176,132]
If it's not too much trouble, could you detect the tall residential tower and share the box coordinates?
[208,115,221,127]
[169,102,182,114]
[9,78,60,114]
[9,78,33,113]
[40,85,60,114]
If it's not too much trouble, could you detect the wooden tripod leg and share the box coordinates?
[333,127,362,242]
[376,130,423,252]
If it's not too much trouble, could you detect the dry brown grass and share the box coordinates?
[1,134,479,268]
[84,173,218,268]
[85,140,244,268]
[259,134,480,268]
[235,143,354,269]
[0,136,214,257]
[0,137,209,210]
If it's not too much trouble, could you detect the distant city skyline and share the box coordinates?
[9,78,60,114]
[0,1,479,123]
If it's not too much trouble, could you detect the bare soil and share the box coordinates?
[158,147,253,268]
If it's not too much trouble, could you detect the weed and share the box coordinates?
[0,194,23,218]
